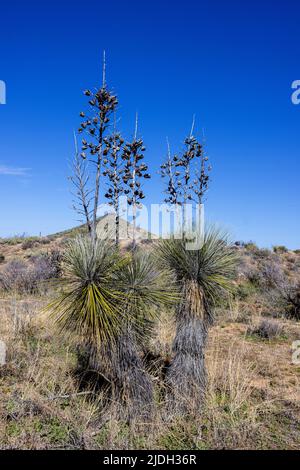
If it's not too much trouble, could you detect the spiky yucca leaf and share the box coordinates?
[47,236,127,346]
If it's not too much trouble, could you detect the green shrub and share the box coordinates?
[235,282,257,300]
[255,248,272,259]
[244,241,258,251]
[273,245,288,254]
[0,235,37,246]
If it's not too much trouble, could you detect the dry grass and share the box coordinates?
[0,294,299,449]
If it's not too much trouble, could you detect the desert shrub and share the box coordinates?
[263,278,300,320]
[285,257,299,275]
[258,260,284,288]
[0,253,5,263]
[21,237,51,250]
[237,255,258,280]
[30,251,61,280]
[244,241,257,250]
[245,268,261,286]
[244,257,300,320]
[39,237,51,245]
[239,256,283,290]
[243,243,274,262]
[0,252,61,294]
[0,260,27,290]
[273,245,288,254]
[22,238,38,250]
[255,248,272,259]
[278,282,300,320]
[0,235,28,246]
[247,319,284,340]
[234,282,257,300]
[236,256,295,318]
[285,253,296,262]
[293,249,300,255]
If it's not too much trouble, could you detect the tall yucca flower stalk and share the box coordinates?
[103,129,125,246]
[158,228,237,411]
[78,52,118,245]
[122,115,150,249]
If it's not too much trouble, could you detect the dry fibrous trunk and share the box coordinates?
[110,325,153,421]
[166,281,208,412]
[78,327,154,421]
[76,342,111,391]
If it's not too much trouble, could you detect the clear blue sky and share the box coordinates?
[0,0,299,248]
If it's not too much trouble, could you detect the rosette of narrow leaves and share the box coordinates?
[117,250,178,330]
[159,228,237,307]
[47,236,127,347]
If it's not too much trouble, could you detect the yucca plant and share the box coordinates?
[158,228,237,411]
[48,236,177,420]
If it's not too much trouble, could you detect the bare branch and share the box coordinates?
[190,114,196,137]
[134,111,138,141]
[70,132,92,233]
[102,50,106,88]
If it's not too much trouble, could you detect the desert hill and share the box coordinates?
[0,214,157,266]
